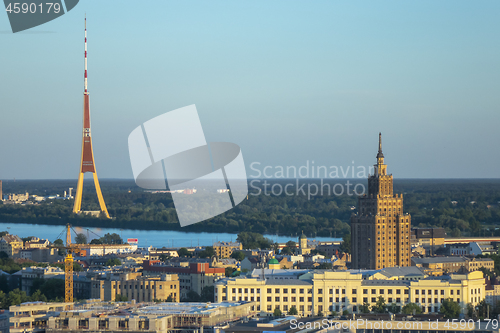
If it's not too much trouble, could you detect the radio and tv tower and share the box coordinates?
[73,17,110,219]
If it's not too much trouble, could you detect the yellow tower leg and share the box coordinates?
[73,172,84,214]
[93,173,110,219]
[65,253,74,303]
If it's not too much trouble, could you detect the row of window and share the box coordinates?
[415,289,460,295]
[109,284,174,290]
[224,294,481,308]
[224,287,479,299]
[363,289,408,295]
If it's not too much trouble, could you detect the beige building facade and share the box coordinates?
[91,273,180,302]
[0,233,23,257]
[213,241,243,258]
[215,270,486,316]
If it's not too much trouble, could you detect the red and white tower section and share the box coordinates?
[73,17,110,219]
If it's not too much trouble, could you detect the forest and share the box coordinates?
[1,178,500,238]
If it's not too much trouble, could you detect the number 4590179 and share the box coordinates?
[5,3,61,14]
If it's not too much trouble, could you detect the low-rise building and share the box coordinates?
[18,248,61,262]
[9,302,71,333]
[0,310,9,333]
[148,247,180,260]
[4,192,29,204]
[79,244,137,256]
[24,237,50,249]
[412,256,469,275]
[0,233,23,257]
[467,258,495,272]
[215,268,486,316]
[20,266,65,295]
[9,300,254,333]
[91,272,180,302]
[241,257,261,272]
[449,242,483,256]
[213,241,243,258]
[411,227,446,255]
[143,260,225,299]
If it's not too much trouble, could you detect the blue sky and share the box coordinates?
[0,0,499,179]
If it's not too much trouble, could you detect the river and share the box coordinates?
[0,222,340,248]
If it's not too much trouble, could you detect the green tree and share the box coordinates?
[467,303,475,319]
[477,300,490,319]
[39,279,64,300]
[198,247,215,258]
[311,249,326,256]
[166,295,173,302]
[273,308,282,317]
[0,290,6,309]
[182,290,201,302]
[230,251,245,261]
[105,258,121,267]
[6,289,28,307]
[75,233,87,244]
[281,241,296,255]
[53,239,64,255]
[479,267,494,279]
[177,248,191,257]
[30,290,48,302]
[115,294,128,302]
[387,303,400,314]
[342,309,349,315]
[360,302,370,313]
[200,286,214,302]
[440,298,461,319]
[371,296,387,313]
[289,306,298,315]
[340,233,351,254]
[402,303,422,315]
[236,232,273,249]
[159,254,170,262]
[0,275,10,293]
[100,233,123,244]
[225,267,237,277]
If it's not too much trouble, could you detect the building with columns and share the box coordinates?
[351,133,411,270]
[215,268,486,316]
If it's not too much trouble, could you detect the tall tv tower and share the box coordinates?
[73,16,110,219]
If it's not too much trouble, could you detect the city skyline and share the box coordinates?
[1,1,500,179]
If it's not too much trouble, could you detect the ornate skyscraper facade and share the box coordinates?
[351,133,411,269]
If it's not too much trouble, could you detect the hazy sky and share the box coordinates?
[1,0,499,180]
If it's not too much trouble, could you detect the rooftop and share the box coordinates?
[412,256,469,264]
[135,301,248,315]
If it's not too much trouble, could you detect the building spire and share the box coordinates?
[377,132,384,159]
[84,15,88,94]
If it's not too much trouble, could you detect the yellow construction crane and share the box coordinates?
[51,224,132,303]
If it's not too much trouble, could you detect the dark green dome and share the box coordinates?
[269,258,279,265]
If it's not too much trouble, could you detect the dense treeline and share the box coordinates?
[1,179,500,237]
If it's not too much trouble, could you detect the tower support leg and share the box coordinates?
[93,173,110,218]
[73,172,84,214]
